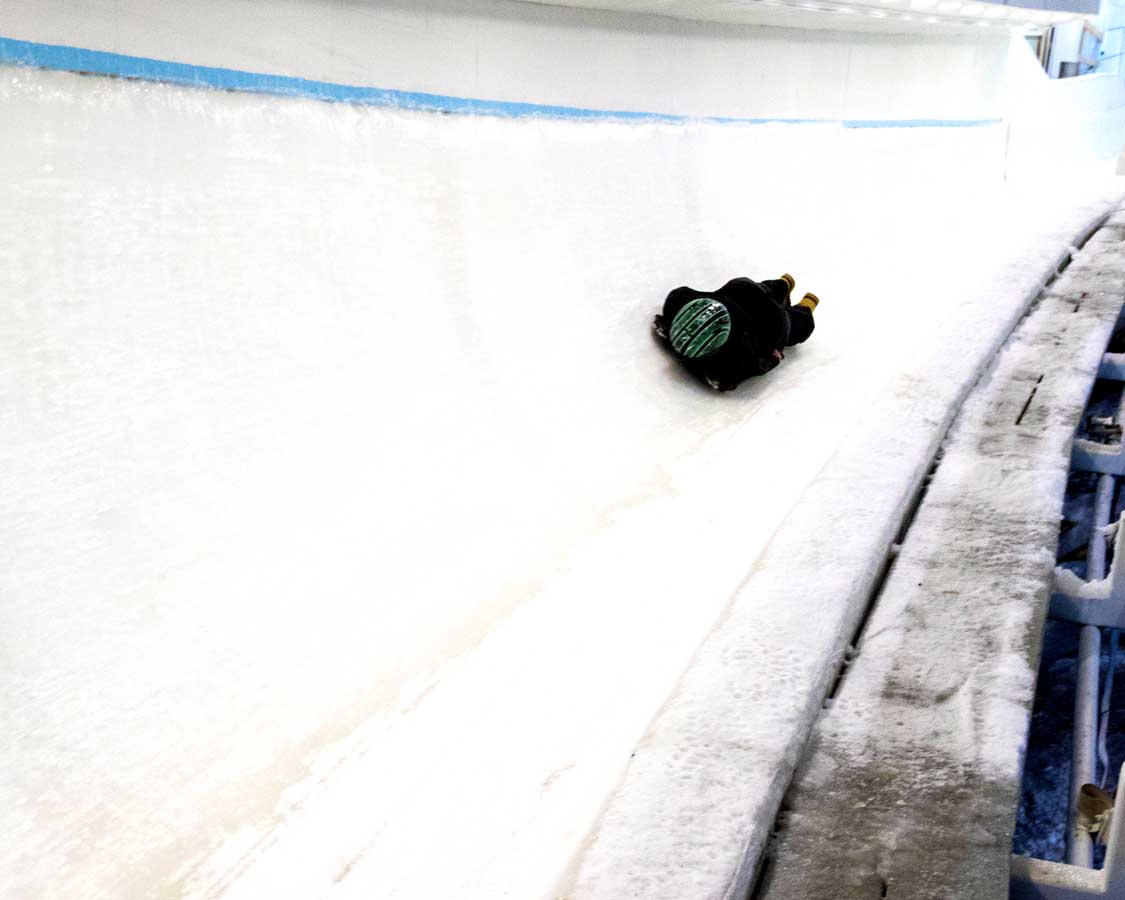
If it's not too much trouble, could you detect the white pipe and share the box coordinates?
[1102,761,1125,897]
[1010,854,1104,899]
[1097,629,1118,789]
[1091,476,1115,578]
[1070,474,1114,867]
[1074,627,1101,867]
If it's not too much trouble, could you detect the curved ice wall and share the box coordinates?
[2,2,1124,900]
[3,0,1015,121]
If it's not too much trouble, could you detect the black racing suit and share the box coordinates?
[656,277,815,391]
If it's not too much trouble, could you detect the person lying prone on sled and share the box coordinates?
[653,274,820,392]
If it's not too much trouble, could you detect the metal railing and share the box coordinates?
[1013,351,1125,897]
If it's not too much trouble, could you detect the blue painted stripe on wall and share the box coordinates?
[0,34,1002,129]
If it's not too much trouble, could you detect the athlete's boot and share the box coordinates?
[779,273,796,300]
[796,292,819,312]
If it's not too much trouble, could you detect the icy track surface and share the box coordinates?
[1,65,1120,900]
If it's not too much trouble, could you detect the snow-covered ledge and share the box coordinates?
[754,214,1125,899]
[556,200,1121,900]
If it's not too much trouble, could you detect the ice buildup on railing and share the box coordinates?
[1053,514,1125,626]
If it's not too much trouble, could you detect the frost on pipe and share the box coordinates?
[0,62,1122,900]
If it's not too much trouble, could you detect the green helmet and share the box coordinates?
[669,298,731,359]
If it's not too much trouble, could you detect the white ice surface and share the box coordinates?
[1,63,1123,900]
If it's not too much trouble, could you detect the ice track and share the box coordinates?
[2,18,1125,900]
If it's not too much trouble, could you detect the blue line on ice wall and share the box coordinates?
[0,35,1000,129]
